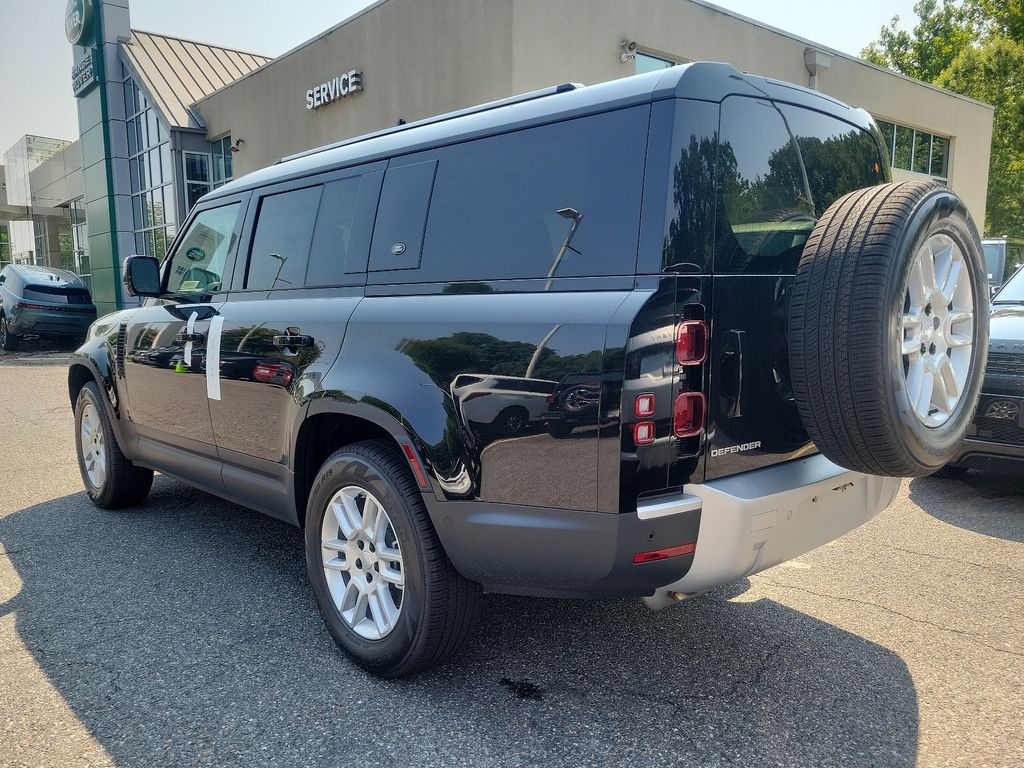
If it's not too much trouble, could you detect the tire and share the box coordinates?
[305,440,482,678]
[491,406,529,437]
[0,314,20,351]
[74,381,154,508]
[789,181,988,477]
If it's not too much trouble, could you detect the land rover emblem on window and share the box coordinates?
[186,247,206,262]
[391,242,407,256]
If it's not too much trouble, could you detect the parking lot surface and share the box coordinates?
[0,363,1021,768]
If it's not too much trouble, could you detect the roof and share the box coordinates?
[121,30,270,130]
[210,62,875,200]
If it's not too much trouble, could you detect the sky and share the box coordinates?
[0,0,920,155]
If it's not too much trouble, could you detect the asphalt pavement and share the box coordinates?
[0,361,1021,767]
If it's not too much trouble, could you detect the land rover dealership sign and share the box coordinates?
[65,0,93,44]
[306,69,363,109]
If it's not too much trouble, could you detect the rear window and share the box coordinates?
[716,98,886,274]
[22,285,91,304]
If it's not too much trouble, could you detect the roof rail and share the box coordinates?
[276,82,584,165]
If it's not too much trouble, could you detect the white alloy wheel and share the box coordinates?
[80,402,107,488]
[901,233,975,428]
[320,486,405,640]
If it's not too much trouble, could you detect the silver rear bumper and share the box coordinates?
[642,453,900,609]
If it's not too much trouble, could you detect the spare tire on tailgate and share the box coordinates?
[788,181,988,477]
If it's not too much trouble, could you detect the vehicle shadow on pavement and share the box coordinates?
[910,474,1024,543]
[0,478,919,767]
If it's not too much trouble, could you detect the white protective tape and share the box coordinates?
[206,315,224,401]
[183,311,198,366]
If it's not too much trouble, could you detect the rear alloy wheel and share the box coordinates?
[0,314,19,351]
[306,440,481,677]
[74,381,154,508]
[789,181,989,477]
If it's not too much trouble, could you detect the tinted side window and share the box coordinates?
[166,203,242,294]
[413,106,648,283]
[306,177,361,286]
[245,186,323,290]
[716,98,885,274]
[368,161,437,272]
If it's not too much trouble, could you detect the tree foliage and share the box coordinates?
[863,0,1024,236]
[936,36,1024,235]
[861,0,979,82]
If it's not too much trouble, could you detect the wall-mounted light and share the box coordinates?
[230,138,245,154]
[804,48,833,90]
[620,40,638,64]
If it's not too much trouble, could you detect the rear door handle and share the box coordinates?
[273,334,315,348]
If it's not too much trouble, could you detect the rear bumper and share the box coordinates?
[10,307,95,336]
[643,453,900,608]
[427,453,899,600]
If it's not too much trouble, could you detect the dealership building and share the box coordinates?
[0,0,995,315]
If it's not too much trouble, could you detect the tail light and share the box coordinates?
[634,393,656,417]
[253,362,294,386]
[633,542,697,564]
[675,320,708,365]
[673,392,705,438]
[633,421,655,445]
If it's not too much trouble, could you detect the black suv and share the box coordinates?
[70,63,989,677]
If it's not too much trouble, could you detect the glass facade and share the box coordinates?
[875,118,949,180]
[184,135,233,212]
[124,77,176,259]
[70,198,91,289]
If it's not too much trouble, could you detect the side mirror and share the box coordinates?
[123,255,162,297]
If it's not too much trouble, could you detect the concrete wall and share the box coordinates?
[197,0,514,179]
[197,0,994,226]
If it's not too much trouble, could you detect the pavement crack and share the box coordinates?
[871,541,1023,574]
[763,579,1024,659]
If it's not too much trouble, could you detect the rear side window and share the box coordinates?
[370,106,649,284]
[246,186,323,290]
[716,98,886,274]
[306,177,362,286]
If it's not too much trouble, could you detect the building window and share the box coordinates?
[635,51,677,75]
[0,225,9,267]
[184,136,234,214]
[70,198,91,290]
[875,119,949,180]
[125,77,176,260]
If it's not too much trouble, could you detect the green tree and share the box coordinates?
[977,0,1024,42]
[861,0,980,81]
[936,36,1024,235]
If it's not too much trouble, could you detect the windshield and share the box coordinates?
[994,264,1024,303]
[982,242,1003,282]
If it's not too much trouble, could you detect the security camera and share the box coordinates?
[620,40,638,53]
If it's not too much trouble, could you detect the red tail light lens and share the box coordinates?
[675,320,708,365]
[633,542,697,564]
[673,392,705,438]
[253,362,294,386]
[633,421,656,445]
[634,393,656,418]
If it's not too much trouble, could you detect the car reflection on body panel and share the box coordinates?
[451,373,558,441]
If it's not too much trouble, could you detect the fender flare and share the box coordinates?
[67,352,133,454]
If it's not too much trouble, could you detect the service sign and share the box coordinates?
[65,0,93,45]
[71,48,99,96]
[306,69,363,110]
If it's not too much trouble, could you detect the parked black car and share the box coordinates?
[0,264,96,350]
[69,63,988,677]
[943,264,1024,474]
